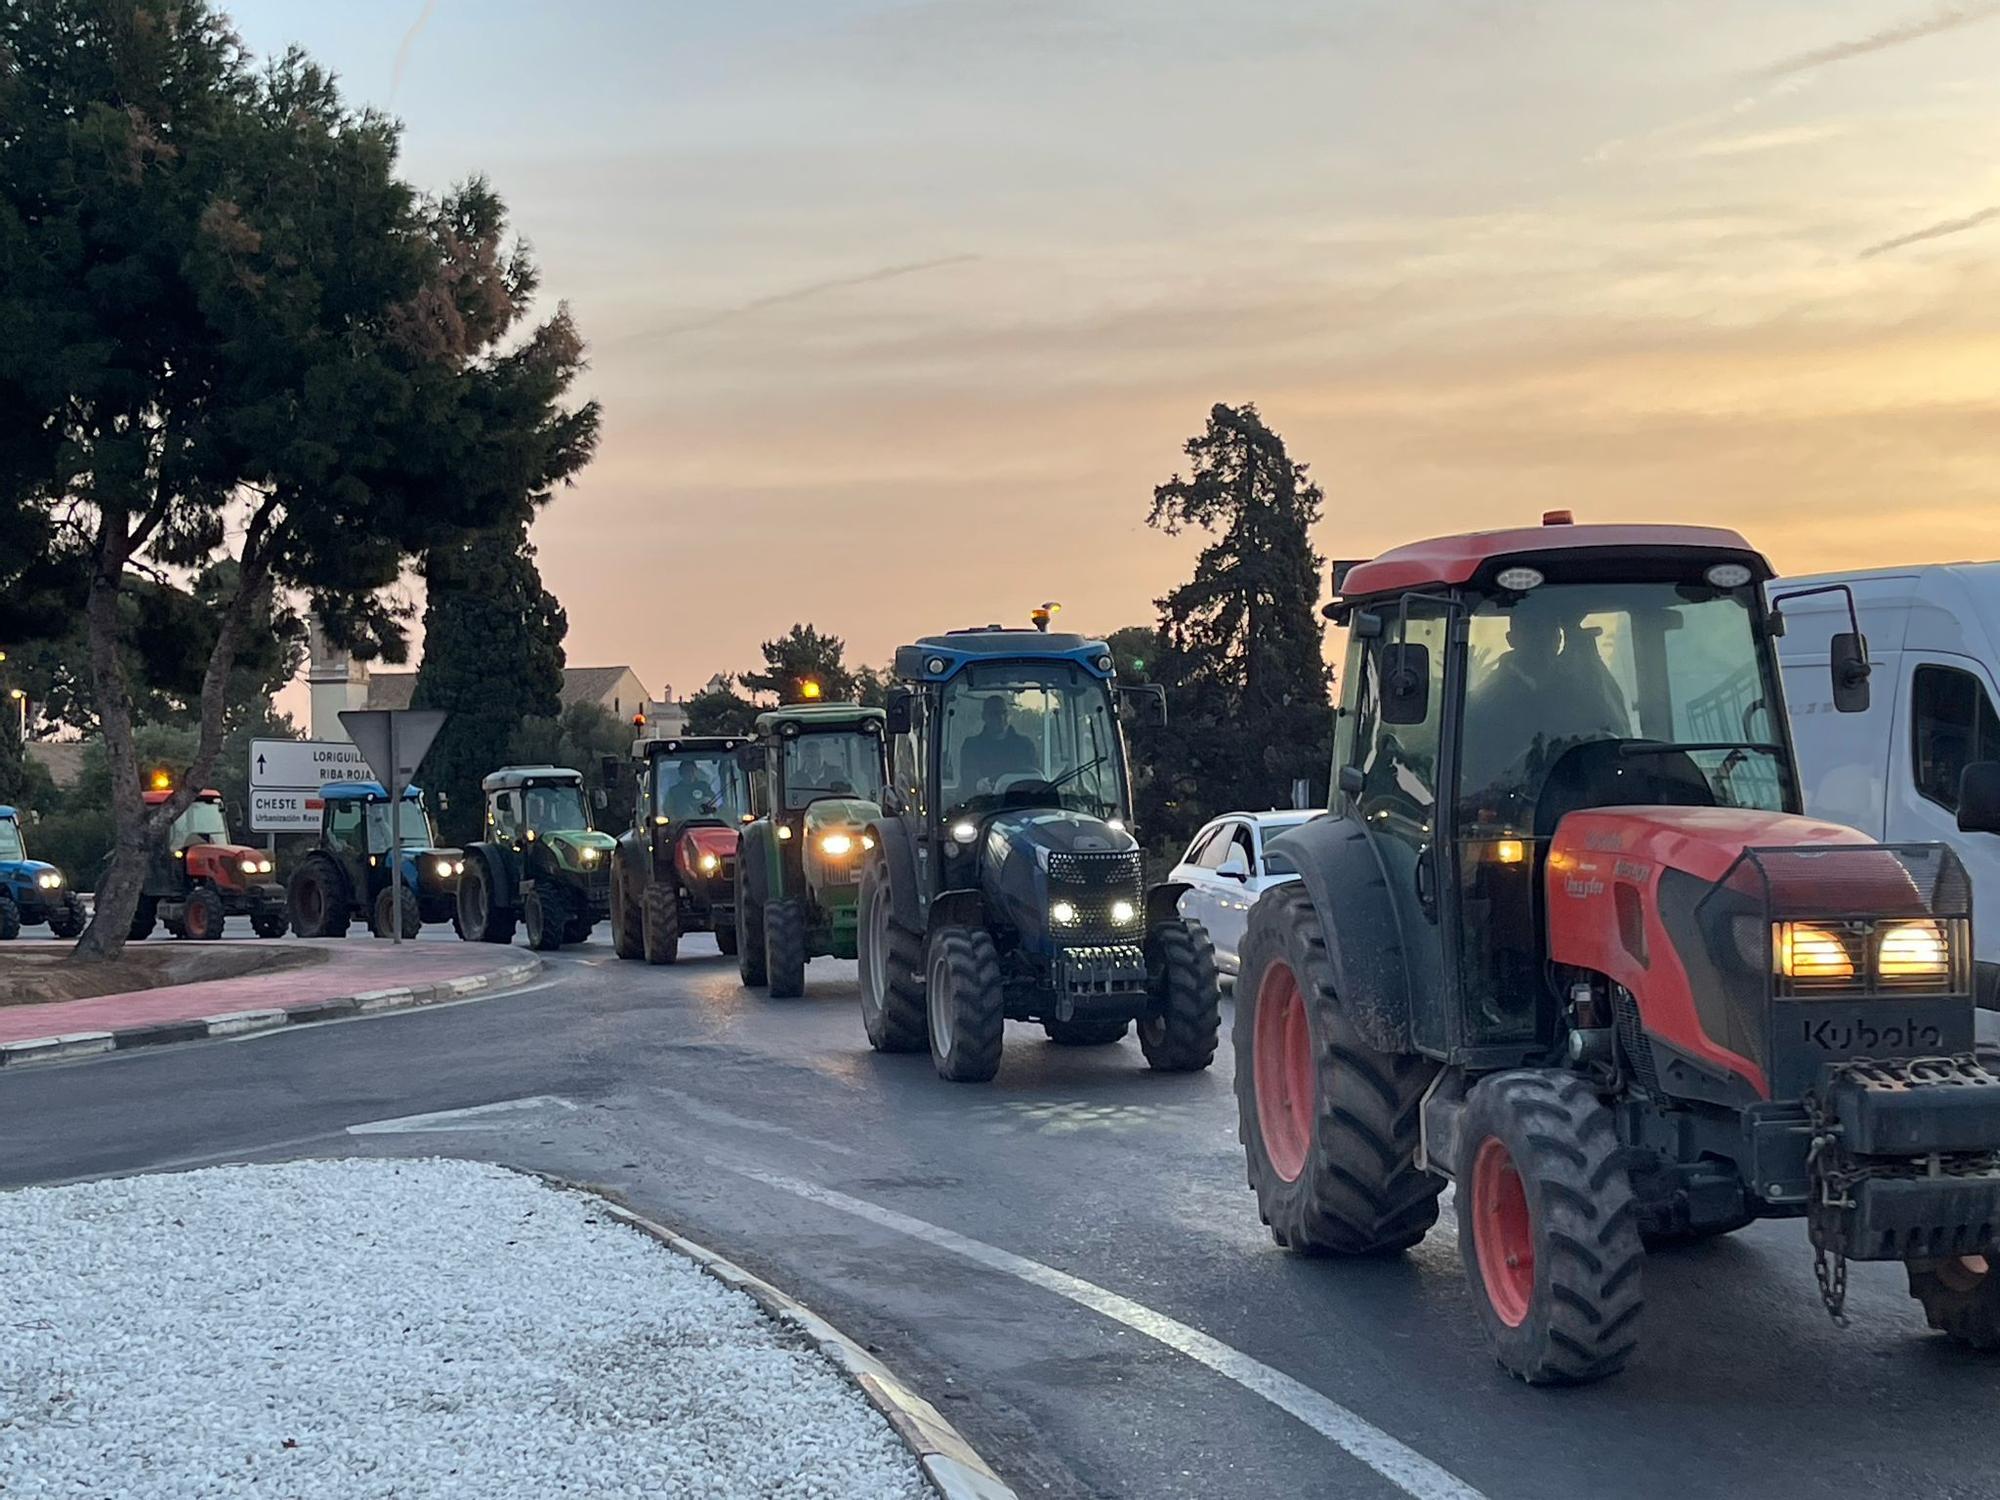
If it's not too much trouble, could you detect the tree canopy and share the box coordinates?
[0,0,599,956]
[739,624,858,705]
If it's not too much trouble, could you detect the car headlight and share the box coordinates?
[1111,899,1137,925]
[432,857,454,879]
[951,820,978,845]
[1051,899,1078,926]
[821,832,853,857]
[1878,919,1951,981]
[699,852,720,873]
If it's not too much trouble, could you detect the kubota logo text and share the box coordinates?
[1802,1017,1944,1052]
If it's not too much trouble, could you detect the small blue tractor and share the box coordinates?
[0,804,86,940]
[286,782,463,939]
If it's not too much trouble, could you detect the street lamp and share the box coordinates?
[6,688,23,739]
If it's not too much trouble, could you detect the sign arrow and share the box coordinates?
[256,753,267,775]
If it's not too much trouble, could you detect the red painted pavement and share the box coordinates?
[0,941,528,1045]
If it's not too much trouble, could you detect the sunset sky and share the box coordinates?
[232,0,2000,711]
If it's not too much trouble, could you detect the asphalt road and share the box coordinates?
[4,931,1995,1500]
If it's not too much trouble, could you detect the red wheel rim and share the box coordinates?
[1253,961,1314,1182]
[188,901,210,939]
[1472,1136,1534,1328]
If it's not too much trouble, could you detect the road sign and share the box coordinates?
[249,738,374,791]
[248,788,321,834]
[337,709,447,791]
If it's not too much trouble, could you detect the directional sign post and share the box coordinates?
[246,739,378,835]
[338,709,448,946]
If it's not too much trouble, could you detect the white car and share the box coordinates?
[1170,811,1318,974]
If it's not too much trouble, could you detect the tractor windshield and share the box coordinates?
[522,783,590,832]
[653,753,748,823]
[1458,580,1791,835]
[783,730,885,811]
[0,818,22,862]
[173,800,230,846]
[363,799,439,853]
[938,662,1127,821]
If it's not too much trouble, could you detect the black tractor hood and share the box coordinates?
[986,808,1135,857]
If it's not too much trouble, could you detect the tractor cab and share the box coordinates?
[0,804,84,941]
[858,626,1221,1082]
[609,736,749,964]
[734,704,889,996]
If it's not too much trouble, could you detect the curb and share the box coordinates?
[0,957,544,1069]
[562,1185,1017,1500]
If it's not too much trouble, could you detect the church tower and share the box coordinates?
[306,618,369,741]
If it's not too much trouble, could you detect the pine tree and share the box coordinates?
[739,624,858,705]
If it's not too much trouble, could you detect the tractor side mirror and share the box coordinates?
[1380,642,1431,725]
[884,687,913,737]
[1958,762,2000,835]
[592,788,607,811]
[1829,631,1871,713]
[880,785,905,816]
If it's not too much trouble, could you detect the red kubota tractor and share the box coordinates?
[131,786,287,940]
[1236,516,2000,1384]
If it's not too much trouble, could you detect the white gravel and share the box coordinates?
[0,1158,930,1499]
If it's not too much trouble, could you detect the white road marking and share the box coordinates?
[731,1163,1486,1500]
[650,1087,864,1157]
[346,1095,578,1135]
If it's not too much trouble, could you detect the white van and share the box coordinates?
[1770,564,2000,1014]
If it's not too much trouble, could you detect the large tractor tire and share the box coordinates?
[252,913,289,939]
[609,865,644,961]
[765,899,808,999]
[372,886,422,940]
[1458,1070,1644,1385]
[737,884,768,986]
[0,895,19,941]
[1907,1256,2000,1349]
[183,886,226,941]
[288,858,350,939]
[565,912,596,945]
[1045,1019,1130,1046]
[642,883,680,965]
[927,926,1005,1083]
[128,896,159,942]
[858,856,926,1053]
[1234,885,1442,1256]
[47,890,87,941]
[715,922,739,956]
[1139,919,1222,1072]
[524,885,569,952]
[457,854,517,945]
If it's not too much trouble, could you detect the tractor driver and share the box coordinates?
[661,759,720,820]
[960,695,1039,792]
[1461,594,1631,802]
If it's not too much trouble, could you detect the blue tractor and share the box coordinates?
[0,805,86,941]
[286,782,463,939]
[857,625,1221,1082]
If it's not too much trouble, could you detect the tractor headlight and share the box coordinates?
[1878,919,1951,981]
[1051,899,1078,926]
[1111,899,1137,925]
[240,857,259,875]
[580,846,600,865]
[951,820,978,845]
[821,832,853,857]
[776,825,793,841]
[432,858,454,879]
[862,833,876,850]
[1106,817,1126,833]
[452,860,465,875]
[1774,922,1856,984]
[36,872,61,889]
[699,852,720,874]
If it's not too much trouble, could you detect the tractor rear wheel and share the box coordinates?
[715,922,739,956]
[858,856,926,1053]
[766,899,808,998]
[1045,1019,1129,1046]
[524,885,569,951]
[252,913,289,939]
[0,895,19,941]
[1907,1255,2000,1348]
[1234,885,1441,1255]
[457,856,516,944]
[1139,919,1222,1071]
[183,887,225,941]
[927,926,1005,1083]
[288,859,349,939]
[372,887,421,940]
[128,896,158,942]
[610,866,644,960]
[48,891,86,940]
[642,884,680,965]
[1458,1070,1644,1385]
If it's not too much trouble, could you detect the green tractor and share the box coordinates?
[287,782,463,939]
[456,765,614,950]
[736,704,890,997]
[609,734,750,964]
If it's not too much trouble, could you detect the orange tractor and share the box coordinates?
[130,787,287,940]
[1236,517,2000,1383]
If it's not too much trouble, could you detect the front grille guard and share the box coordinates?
[1697,843,1974,1002]
[1047,849,1146,946]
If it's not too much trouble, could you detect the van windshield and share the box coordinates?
[1458,581,1791,835]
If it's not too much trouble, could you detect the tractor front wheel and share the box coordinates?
[183,887,226,941]
[1907,1255,2000,1348]
[858,856,926,1053]
[1045,1019,1129,1046]
[288,859,349,939]
[927,926,1004,1083]
[1458,1070,1644,1385]
[457,857,516,944]
[1139,919,1221,1071]
[252,913,289,939]
[48,890,87,940]
[372,887,421,940]
[642,884,680,965]
[1234,886,1441,1255]
[609,866,644,960]
[0,895,19,941]
[128,896,158,942]
[765,899,807,999]
[524,886,569,951]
